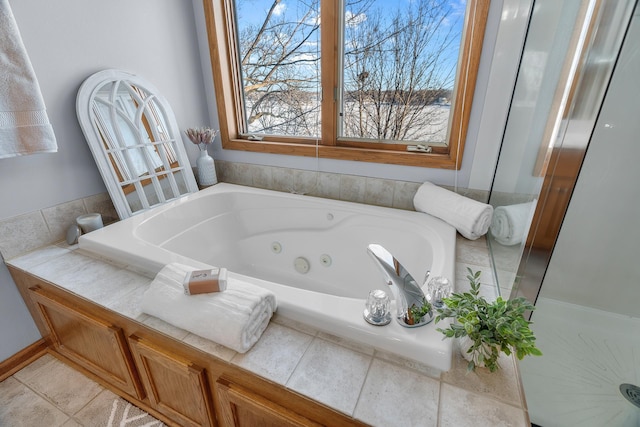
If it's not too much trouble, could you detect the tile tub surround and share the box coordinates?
[0,192,117,260]
[215,160,490,209]
[7,235,529,427]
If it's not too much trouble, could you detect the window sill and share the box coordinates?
[222,138,461,169]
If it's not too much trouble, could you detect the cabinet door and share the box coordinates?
[215,378,322,427]
[129,335,214,427]
[28,286,143,399]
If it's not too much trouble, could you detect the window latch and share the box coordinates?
[406,144,432,153]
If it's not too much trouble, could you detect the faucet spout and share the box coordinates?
[366,244,433,327]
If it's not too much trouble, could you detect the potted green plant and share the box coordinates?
[435,268,542,372]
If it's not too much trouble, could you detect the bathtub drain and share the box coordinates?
[619,384,640,408]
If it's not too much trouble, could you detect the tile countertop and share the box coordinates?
[8,235,529,427]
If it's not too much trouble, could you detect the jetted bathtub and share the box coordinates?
[79,183,456,371]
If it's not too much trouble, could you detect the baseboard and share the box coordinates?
[0,339,49,382]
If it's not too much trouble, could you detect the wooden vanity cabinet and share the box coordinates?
[9,267,366,427]
[215,377,322,427]
[27,285,144,399]
[129,335,215,427]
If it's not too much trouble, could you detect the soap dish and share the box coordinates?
[66,224,81,245]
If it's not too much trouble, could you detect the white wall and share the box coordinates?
[0,0,209,362]
[540,10,640,317]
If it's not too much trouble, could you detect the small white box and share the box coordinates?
[183,268,227,295]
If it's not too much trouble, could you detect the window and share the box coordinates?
[203,0,489,168]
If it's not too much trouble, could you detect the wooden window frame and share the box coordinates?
[203,0,489,169]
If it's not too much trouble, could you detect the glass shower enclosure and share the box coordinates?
[488,0,639,425]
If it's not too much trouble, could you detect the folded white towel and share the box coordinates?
[141,263,277,353]
[413,182,493,240]
[0,0,57,159]
[490,201,537,246]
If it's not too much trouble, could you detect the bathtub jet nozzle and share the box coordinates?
[366,244,434,328]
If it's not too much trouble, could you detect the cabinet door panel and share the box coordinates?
[215,378,322,427]
[28,286,143,399]
[129,335,214,427]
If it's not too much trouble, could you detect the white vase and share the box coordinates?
[196,146,217,187]
[458,336,499,368]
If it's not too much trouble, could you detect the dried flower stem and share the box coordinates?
[185,127,219,149]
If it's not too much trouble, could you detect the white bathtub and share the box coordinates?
[79,183,456,371]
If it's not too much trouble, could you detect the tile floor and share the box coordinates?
[0,353,164,427]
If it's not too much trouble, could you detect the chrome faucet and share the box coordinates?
[366,244,434,327]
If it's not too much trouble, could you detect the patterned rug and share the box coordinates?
[106,398,165,427]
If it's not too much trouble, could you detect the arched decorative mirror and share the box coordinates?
[76,69,199,219]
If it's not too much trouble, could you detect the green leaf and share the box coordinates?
[467,360,476,373]
[529,347,543,356]
[435,268,542,372]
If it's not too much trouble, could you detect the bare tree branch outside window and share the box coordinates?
[237,0,321,137]
[234,0,465,144]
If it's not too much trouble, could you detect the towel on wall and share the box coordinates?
[413,181,493,240]
[0,0,57,159]
[141,263,277,354]
[490,200,537,246]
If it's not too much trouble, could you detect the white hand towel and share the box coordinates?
[413,182,493,240]
[490,201,537,246]
[141,263,277,353]
[0,0,57,159]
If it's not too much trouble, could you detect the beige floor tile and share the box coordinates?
[15,355,104,415]
[74,389,165,426]
[61,418,84,427]
[0,377,70,427]
[12,352,57,383]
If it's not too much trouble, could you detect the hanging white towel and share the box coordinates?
[490,200,537,246]
[413,181,493,240]
[141,263,277,354]
[0,0,57,159]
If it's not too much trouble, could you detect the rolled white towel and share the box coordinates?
[490,201,537,246]
[413,182,493,240]
[141,263,277,353]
